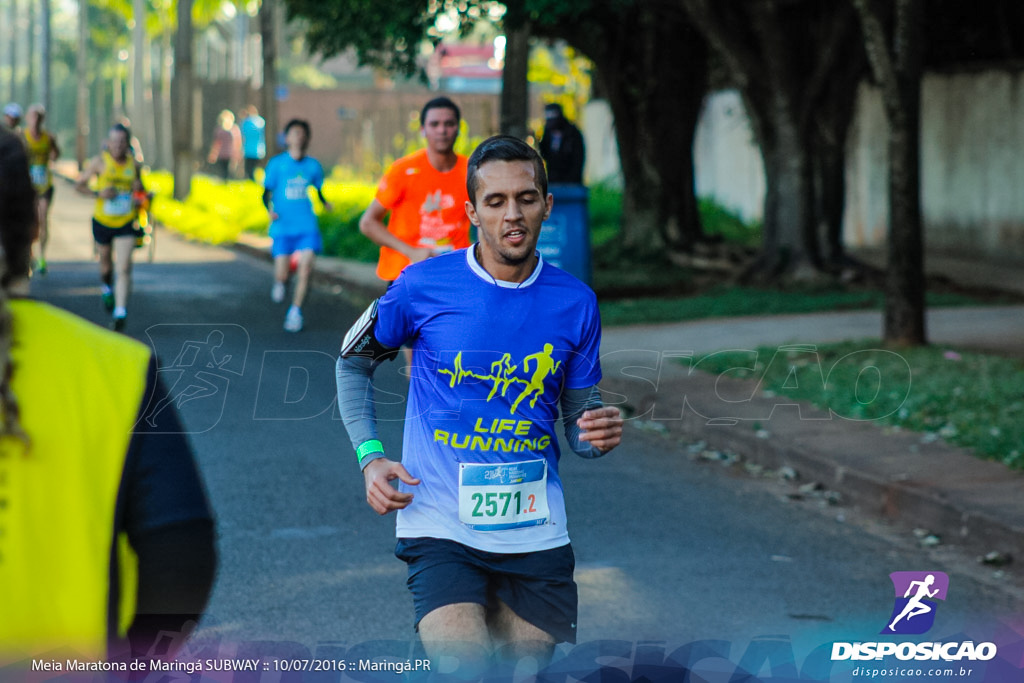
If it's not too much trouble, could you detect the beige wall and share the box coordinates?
[276,89,500,174]
[686,70,1024,264]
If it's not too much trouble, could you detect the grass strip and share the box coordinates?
[690,341,1024,469]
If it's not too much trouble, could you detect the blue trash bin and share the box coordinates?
[538,183,591,285]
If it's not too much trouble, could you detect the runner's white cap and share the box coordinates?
[3,103,22,119]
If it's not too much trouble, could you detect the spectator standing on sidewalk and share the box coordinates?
[207,110,241,181]
[1,103,22,135]
[263,118,332,333]
[538,103,585,184]
[240,105,267,181]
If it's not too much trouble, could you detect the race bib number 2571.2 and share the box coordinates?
[458,460,548,531]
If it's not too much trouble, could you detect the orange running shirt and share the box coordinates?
[373,149,471,281]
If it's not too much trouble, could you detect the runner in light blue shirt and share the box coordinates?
[262,119,331,332]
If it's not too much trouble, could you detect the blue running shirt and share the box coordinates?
[264,153,324,237]
[374,247,603,553]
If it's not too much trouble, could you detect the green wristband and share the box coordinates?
[356,439,384,463]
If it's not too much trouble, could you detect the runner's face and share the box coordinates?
[421,107,459,154]
[466,159,552,277]
[108,130,129,159]
[285,125,308,152]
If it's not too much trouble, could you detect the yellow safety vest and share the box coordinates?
[22,129,54,193]
[93,152,139,229]
[0,300,150,661]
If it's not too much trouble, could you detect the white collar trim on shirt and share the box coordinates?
[466,243,544,289]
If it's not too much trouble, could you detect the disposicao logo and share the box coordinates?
[830,571,998,663]
[882,571,949,635]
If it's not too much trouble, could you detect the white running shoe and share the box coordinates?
[284,307,303,333]
[271,282,286,303]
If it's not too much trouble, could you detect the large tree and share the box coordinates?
[682,0,868,281]
[529,0,709,254]
[284,0,711,256]
[853,0,926,346]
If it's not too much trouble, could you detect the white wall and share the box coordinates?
[696,71,1024,262]
[582,99,623,187]
[693,90,766,224]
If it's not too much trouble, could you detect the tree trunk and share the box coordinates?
[683,0,868,282]
[811,78,862,269]
[499,23,530,140]
[260,0,279,157]
[75,0,89,169]
[854,0,927,346]
[885,105,925,345]
[747,96,817,280]
[172,0,194,200]
[584,5,707,256]
[158,26,174,171]
[40,0,51,116]
[132,0,153,166]
[6,0,16,104]
[25,0,34,103]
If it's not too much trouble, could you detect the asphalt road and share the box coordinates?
[33,190,1024,675]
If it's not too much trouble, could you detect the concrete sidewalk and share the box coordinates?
[598,316,1024,566]
[227,231,1024,572]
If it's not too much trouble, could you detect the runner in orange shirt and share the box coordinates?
[359,97,472,283]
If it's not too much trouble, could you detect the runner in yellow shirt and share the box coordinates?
[22,105,60,275]
[74,123,146,331]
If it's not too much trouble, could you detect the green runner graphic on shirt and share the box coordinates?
[437,344,562,415]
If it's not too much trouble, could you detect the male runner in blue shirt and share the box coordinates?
[336,136,623,674]
[263,119,331,332]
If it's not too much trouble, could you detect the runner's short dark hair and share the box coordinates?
[283,119,311,139]
[110,122,131,140]
[466,135,548,206]
[420,97,461,127]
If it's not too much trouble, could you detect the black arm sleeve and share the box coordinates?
[117,357,217,656]
[560,385,607,458]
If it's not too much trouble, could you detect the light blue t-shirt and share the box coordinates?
[375,247,603,553]
[241,116,266,159]
[264,153,324,237]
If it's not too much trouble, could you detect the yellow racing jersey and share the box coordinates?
[22,129,55,193]
[93,152,139,228]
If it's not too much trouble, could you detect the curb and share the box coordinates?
[601,369,1024,564]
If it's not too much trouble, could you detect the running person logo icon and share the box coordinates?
[139,324,250,433]
[510,344,562,413]
[882,571,950,635]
